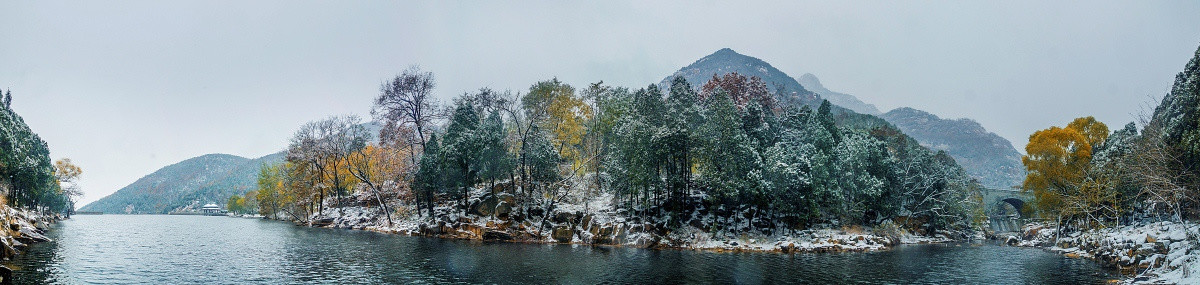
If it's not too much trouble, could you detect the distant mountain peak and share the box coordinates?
[670,49,881,114]
[662,49,819,106]
[795,73,881,115]
[799,73,822,87]
[714,47,738,54]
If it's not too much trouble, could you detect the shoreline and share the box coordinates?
[271,204,969,255]
[1006,221,1198,284]
[0,205,58,262]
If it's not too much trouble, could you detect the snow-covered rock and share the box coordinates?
[1013,221,1200,284]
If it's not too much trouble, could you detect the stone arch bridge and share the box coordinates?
[980,187,1034,233]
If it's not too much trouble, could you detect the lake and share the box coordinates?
[6,215,1120,284]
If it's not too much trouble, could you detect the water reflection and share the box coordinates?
[8,215,1118,284]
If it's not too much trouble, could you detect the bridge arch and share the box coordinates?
[1000,198,1025,218]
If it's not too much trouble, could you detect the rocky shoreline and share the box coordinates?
[0,205,57,261]
[1004,222,1199,284]
[287,190,966,254]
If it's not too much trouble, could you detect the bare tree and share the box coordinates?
[373,66,438,154]
[373,66,440,215]
[1129,123,1198,222]
[286,115,364,218]
[346,133,412,227]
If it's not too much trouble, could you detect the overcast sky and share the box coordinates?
[3,1,1199,207]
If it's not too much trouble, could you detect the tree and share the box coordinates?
[1022,117,1115,227]
[832,131,892,224]
[256,163,287,219]
[663,77,703,205]
[285,115,368,218]
[478,111,515,192]
[346,145,410,226]
[1,89,66,213]
[1140,45,1200,220]
[699,72,775,110]
[374,66,438,151]
[697,89,762,205]
[523,79,592,171]
[443,101,484,211]
[412,134,444,216]
[54,158,83,215]
[227,194,245,214]
[1066,116,1110,152]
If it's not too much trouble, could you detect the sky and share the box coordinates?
[2,1,1199,207]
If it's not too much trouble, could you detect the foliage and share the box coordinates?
[1,89,70,214]
[1022,117,1121,227]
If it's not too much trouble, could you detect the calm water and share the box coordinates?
[7,215,1119,284]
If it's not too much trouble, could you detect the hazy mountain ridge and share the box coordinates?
[79,152,284,214]
[663,48,1024,189]
[796,73,881,115]
[881,107,1025,189]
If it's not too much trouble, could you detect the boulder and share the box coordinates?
[780,242,796,253]
[483,230,513,241]
[460,223,485,238]
[311,218,334,227]
[581,215,593,229]
[497,193,515,205]
[552,226,574,243]
[472,194,499,217]
[495,202,513,218]
[553,212,574,224]
[1006,235,1020,246]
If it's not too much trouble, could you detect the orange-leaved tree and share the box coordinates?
[1022,116,1115,226]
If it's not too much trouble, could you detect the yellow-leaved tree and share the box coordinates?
[524,79,594,173]
[1023,116,1116,227]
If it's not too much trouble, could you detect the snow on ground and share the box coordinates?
[1011,221,1200,284]
[295,185,962,254]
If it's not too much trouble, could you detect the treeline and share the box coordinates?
[0,89,81,215]
[1021,44,1200,228]
[249,68,980,231]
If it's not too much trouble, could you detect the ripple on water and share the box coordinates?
[8,215,1121,284]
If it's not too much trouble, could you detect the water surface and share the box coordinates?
[8,215,1119,284]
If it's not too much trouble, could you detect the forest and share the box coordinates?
[235,68,980,235]
[232,45,1200,243]
[0,90,80,215]
[1019,45,1200,230]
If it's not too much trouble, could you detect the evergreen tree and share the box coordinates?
[697,89,762,205]
[413,134,444,216]
[443,101,484,211]
[479,111,515,192]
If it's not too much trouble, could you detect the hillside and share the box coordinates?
[881,108,1024,188]
[661,48,1024,189]
[78,152,284,214]
[659,48,880,114]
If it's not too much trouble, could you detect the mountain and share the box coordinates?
[881,108,1024,189]
[659,48,820,107]
[796,73,881,115]
[79,152,284,214]
[662,48,1024,189]
[659,48,879,114]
